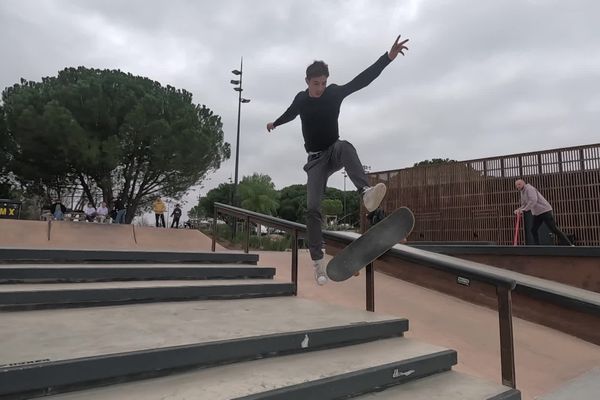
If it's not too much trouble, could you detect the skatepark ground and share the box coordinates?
[256,250,600,400]
[0,220,598,399]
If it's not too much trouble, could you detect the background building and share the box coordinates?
[366,143,600,245]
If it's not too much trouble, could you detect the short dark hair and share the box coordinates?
[306,61,329,79]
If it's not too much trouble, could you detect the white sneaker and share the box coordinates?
[313,258,328,286]
[363,183,387,212]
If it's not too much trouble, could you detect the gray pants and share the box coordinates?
[303,140,370,260]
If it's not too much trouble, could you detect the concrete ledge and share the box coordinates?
[410,245,600,293]
[409,244,600,257]
[374,253,600,345]
[326,237,600,345]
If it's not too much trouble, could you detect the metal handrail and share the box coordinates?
[211,202,516,388]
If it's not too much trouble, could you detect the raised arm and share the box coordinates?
[336,34,409,98]
[267,93,301,132]
[388,34,410,60]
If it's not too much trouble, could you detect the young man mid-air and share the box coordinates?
[267,34,410,286]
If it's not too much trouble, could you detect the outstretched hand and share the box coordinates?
[267,122,275,132]
[388,34,409,60]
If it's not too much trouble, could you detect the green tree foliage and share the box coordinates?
[413,158,456,167]
[0,108,11,198]
[0,105,23,201]
[0,105,9,171]
[193,175,361,228]
[277,184,307,223]
[198,182,235,216]
[188,204,204,219]
[1,67,230,221]
[277,184,360,226]
[238,173,279,215]
[321,198,343,216]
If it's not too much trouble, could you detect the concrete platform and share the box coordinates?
[43,338,455,400]
[356,370,519,399]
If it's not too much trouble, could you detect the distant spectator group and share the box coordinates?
[45,196,185,228]
[46,197,124,224]
[83,201,110,223]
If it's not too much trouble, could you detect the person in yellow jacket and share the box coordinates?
[152,197,166,227]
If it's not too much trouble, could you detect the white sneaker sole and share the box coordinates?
[314,262,328,286]
[364,183,387,212]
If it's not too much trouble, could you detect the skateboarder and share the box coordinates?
[514,179,574,246]
[267,34,409,285]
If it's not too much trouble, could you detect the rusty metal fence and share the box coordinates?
[367,143,600,245]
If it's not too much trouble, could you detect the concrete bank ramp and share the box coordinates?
[0,219,51,248]
[0,219,218,251]
[49,221,136,250]
[133,224,215,251]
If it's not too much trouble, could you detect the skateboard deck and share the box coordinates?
[326,207,415,282]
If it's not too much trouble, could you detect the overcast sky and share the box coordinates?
[1,0,599,217]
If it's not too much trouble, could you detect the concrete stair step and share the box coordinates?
[0,297,408,397]
[0,280,293,309]
[41,337,455,400]
[0,263,275,283]
[353,370,520,399]
[0,248,258,264]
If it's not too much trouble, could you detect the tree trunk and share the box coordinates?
[78,174,96,207]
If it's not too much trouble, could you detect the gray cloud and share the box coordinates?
[1,0,599,216]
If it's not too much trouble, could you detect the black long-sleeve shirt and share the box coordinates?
[273,52,392,152]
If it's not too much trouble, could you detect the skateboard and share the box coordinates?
[326,207,415,282]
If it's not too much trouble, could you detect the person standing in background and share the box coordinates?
[114,197,127,224]
[153,197,166,228]
[51,199,67,221]
[514,179,574,246]
[171,204,182,228]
